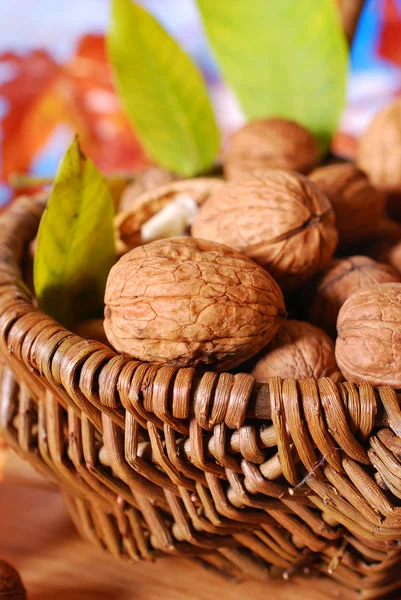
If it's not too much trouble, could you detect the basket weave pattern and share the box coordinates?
[2,197,401,599]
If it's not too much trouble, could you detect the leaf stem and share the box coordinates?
[9,174,55,189]
[9,172,134,190]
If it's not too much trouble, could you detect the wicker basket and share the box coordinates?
[2,195,401,599]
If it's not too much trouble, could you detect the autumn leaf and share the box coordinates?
[64,35,152,175]
[0,35,151,184]
[378,0,401,68]
[0,50,64,181]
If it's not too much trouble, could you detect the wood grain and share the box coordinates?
[0,454,396,600]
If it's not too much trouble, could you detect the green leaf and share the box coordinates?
[196,0,348,151]
[107,0,219,176]
[34,137,116,328]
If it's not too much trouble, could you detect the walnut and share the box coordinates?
[115,178,223,255]
[251,320,342,382]
[104,237,286,369]
[309,163,385,244]
[191,170,338,291]
[336,283,401,386]
[386,241,401,276]
[224,118,319,181]
[361,218,401,263]
[0,560,26,600]
[119,167,176,212]
[357,98,401,194]
[357,98,401,221]
[387,193,401,222]
[309,256,400,337]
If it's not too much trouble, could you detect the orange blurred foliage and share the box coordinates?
[0,34,152,182]
[378,0,401,69]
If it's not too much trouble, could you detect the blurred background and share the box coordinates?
[1,0,401,206]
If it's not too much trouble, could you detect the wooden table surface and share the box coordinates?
[0,454,389,600]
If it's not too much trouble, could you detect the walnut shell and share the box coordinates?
[192,170,338,291]
[0,560,26,600]
[251,320,342,382]
[361,218,401,263]
[336,282,401,386]
[386,241,401,276]
[357,97,401,220]
[224,118,319,181]
[309,164,385,244]
[119,167,176,212]
[309,256,400,337]
[357,97,401,194]
[387,191,401,222]
[115,178,223,255]
[104,237,286,369]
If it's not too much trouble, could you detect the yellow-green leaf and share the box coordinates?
[34,137,116,328]
[108,0,219,176]
[196,0,348,151]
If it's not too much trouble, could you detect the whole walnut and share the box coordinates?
[0,560,26,600]
[336,283,401,387]
[309,163,385,244]
[362,218,401,263]
[224,118,319,181]
[251,320,342,382]
[104,237,286,370]
[357,98,401,202]
[192,170,338,291]
[386,241,401,276]
[309,256,400,337]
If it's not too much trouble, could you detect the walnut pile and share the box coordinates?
[336,283,401,387]
[89,106,401,386]
[192,169,338,290]
[224,118,319,181]
[309,256,400,337]
[309,163,385,244]
[104,237,286,370]
[251,320,341,382]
